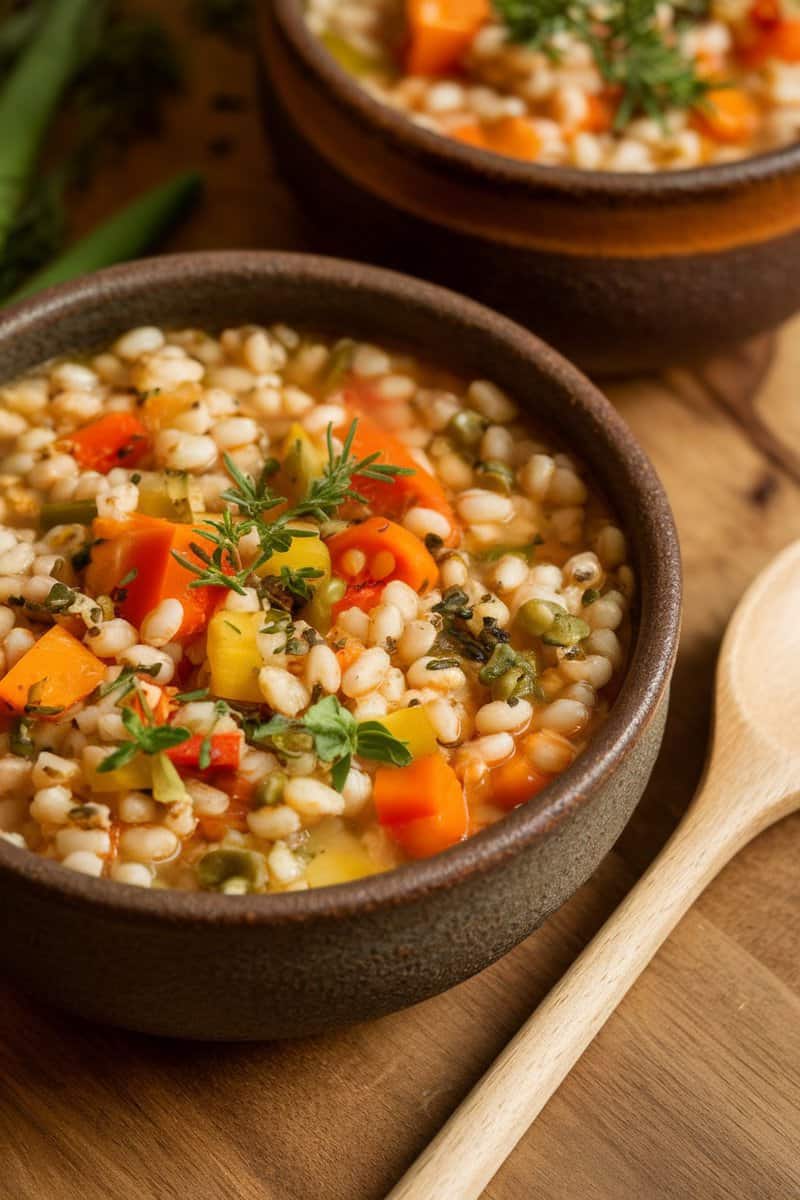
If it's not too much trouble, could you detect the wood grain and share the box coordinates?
[388,539,800,1200]
[2,7,799,1200]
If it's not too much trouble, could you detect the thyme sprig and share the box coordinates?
[494,0,711,127]
[173,419,413,594]
[97,705,191,773]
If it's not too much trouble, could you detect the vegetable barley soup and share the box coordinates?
[0,325,632,893]
[307,0,800,170]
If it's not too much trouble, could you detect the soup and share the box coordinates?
[307,0,800,170]
[0,324,632,892]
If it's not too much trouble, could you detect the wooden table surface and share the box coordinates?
[2,9,799,1199]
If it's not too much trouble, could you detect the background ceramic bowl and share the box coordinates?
[259,0,800,376]
[0,252,680,1040]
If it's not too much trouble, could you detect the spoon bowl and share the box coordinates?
[720,538,800,762]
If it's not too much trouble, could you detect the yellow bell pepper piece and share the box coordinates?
[207,611,264,704]
[255,523,331,581]
[84,754,153,794]
[367,704,439,760]
[304,818,378,886]
[274,423,323,505]
[141,382,201,431]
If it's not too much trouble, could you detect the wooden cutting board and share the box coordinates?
[2,8,799,1198]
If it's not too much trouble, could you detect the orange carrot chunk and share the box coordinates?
[344,407,459,545]
[60,412,149,475]
[375,754,468,858]
[86,515,226,640]
[485,115,542,159]
[692,86,759,143]
[326,516,438,604]
[453,115,543,159]
[0,625,105,715]
[405,0,490,76]
[738,12,800,64]
[488,749,551,812]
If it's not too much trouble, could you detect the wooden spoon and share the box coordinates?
[387,539,800,1200]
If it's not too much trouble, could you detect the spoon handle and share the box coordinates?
[386,794,747,1200]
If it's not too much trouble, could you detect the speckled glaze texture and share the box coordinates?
[0,253,681,1039]
[259,1,800,375]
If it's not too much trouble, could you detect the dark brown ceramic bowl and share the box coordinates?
[258,0,800,376]
[0,252,680,1040]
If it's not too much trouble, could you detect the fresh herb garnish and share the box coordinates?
[252,694,411,791]
[174,419,412,594]
[9,716,35,760]
[97,705,190,773]
[431,586,510,663]
[494,0,711,127]
[43,581,78,613]
[582,587,600,606]
[174,687,211,703]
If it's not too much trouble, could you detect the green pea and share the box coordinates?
[542,611,590,647]
[446,409,488,451]
[516,599,559,638]
[197,848,267,894]
[516,599,589,647]
[475,460,515,495]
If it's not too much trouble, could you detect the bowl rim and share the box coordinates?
[269,0,800,198]
[0,250,681,925]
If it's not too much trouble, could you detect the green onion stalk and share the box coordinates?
[5,171,203,306]
[0,0,96,256]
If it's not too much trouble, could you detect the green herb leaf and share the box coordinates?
[355,721,412,768]
[495,0,711,126]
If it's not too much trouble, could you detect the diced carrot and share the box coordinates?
[580,93,616,134]
[0,625,105,715]
[692,86,759,143]
[326,516,438,600]
[451,121,488,149]
[738,15,800,64]
[60,412,149,475]
[344,407,459,545]
[485,115,542,160]
[86,514,226,640]
[375,754,468,858]
[167,732,242,771]
[488,749,551,812]
[405,0,490,76]
[750,0,781,25]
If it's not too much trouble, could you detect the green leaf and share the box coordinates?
[96,741,139,773]
[303,694,357,763]
[330,753,351,793]
[355,722,412,768]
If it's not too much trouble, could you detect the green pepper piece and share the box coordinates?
[38,497,97,531]
[475,459,515,495]
[197,848,267,894]
[319,337,356,394]
[255,771,287,808]
[303,575,346,636]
